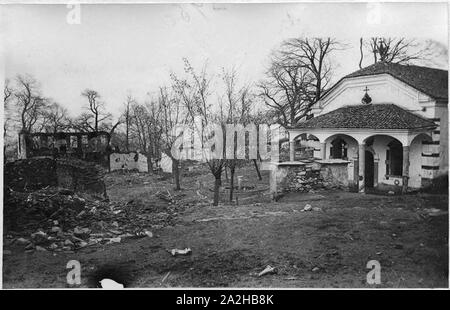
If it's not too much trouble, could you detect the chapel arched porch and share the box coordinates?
[288,128,435,193]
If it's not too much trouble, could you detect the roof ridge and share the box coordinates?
[349,62,448,74]
[294,103,436,130]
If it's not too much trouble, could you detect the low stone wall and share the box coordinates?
[269,160,350,198]
[4,157,107,197]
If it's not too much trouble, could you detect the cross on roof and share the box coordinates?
[363,86,370,93]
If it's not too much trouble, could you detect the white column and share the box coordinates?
[402,146,410,193]
[358,143,365,193]
[320,142,326,159]
[289,140,295,161]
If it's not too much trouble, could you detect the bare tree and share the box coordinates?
[158,86,187,190]
[105,117,123,148]
[359,37,426,65]
[14,74,48,133]
[172,59,225,206]
[4,79,13,158]
[259,60,314,127]
[146,99,163,170]
[359,38,364,69]
[70,112,96,132]
[259,38,340,127]
[220,68,254,202]
[128,100,161,172]
[122,94,135,152]
[81,89,112,132]
[4,79,13,135]
[130,103,151,169]
[38,101,69,133]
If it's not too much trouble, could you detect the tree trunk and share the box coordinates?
[359,37,364,69]
[125,122,129,152]
[229,166,235,202]
[173,159,181,190]
[213,175,221,206]
[253,159,262,180]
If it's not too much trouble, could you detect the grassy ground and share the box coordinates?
[3,164,448,288]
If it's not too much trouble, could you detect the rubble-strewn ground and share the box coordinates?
[3,164,448,288]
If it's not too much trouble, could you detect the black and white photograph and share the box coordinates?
[0,1,448,291]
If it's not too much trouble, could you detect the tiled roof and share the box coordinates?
[294,104,436,130]
[324,62,448,100]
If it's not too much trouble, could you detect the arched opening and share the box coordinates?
[363,135,404,188]
[291,133,320,160]
[323,134,359,186]
[330,137,348,159]
[387,140,403,176]
[324,134,358,161]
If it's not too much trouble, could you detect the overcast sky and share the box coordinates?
[1,2,448,117]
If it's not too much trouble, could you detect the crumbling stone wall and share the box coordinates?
[56,159,107,197]
[269,161,349,197]
[18,131,111,167]
[281,164,323,192]
[110,152,148,172]
[4,157,58,191]
[4,157,107,197]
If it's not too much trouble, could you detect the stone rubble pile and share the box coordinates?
[3,186,182,254]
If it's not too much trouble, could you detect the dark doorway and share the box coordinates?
[365,151,374,188]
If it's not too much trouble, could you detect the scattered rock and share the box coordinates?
[25,243,34,250]
[170,248,192,256]
[35,245,47,252]
[312,267,320,272]
[77,241,88,248]
[302,204,312,212]
[64,239,74,246]
[49,243,58,250]
[31,231,48,244]
[258,265,277,277]
[100,279,124,289]
[73,226,91,239]
[16,238,31,245]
